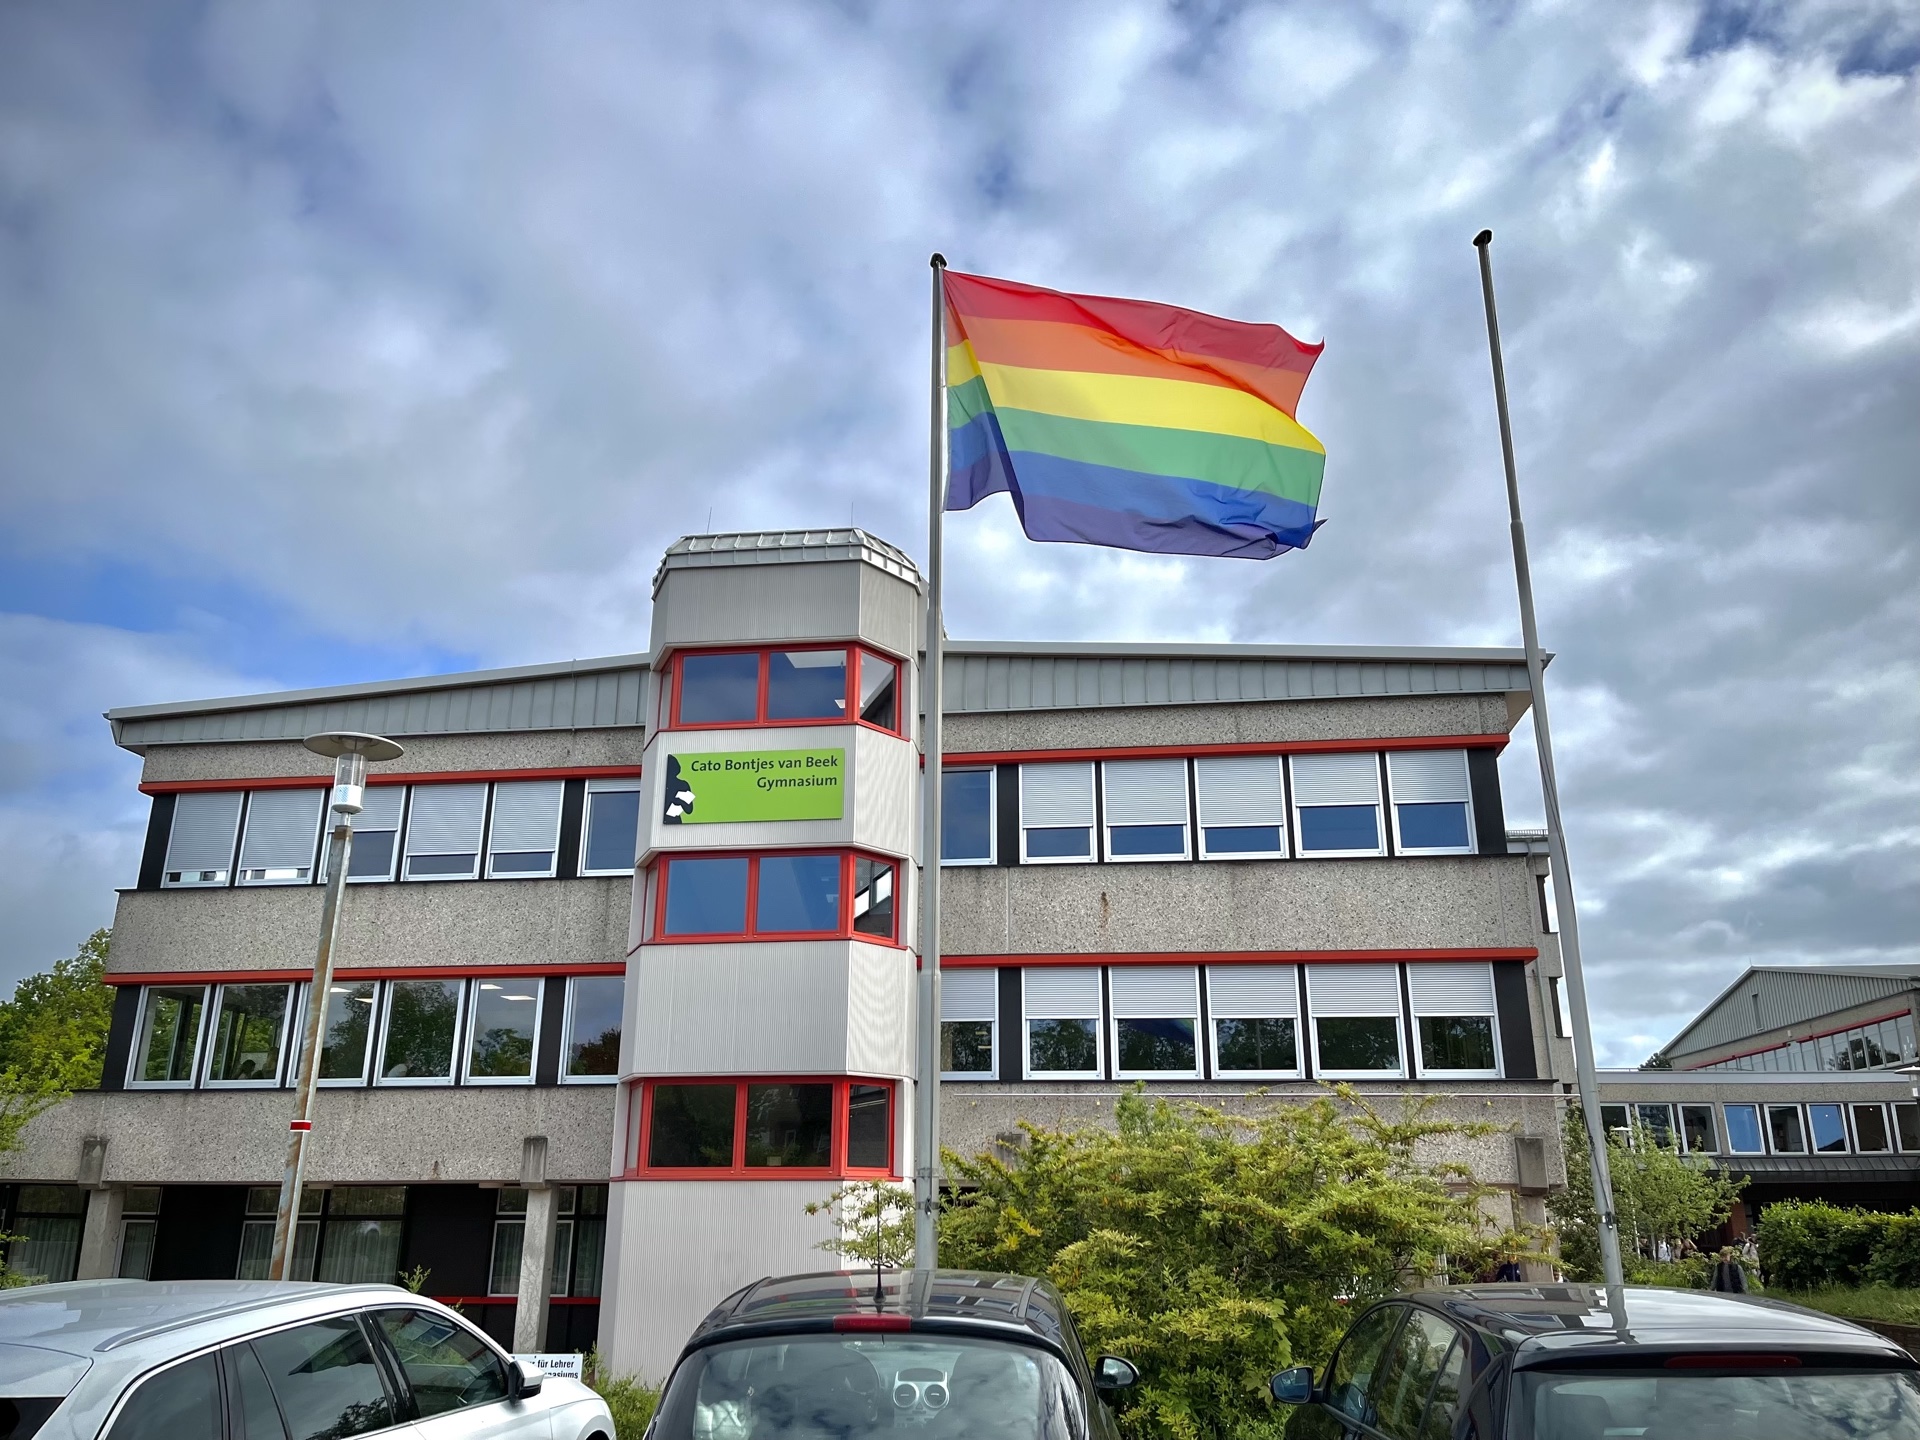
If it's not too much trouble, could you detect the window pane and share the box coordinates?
[1116,1017,1195,1072]
[105,1354,221,1440]
[942,1021,994,1074]
[679,652,761,723]
[1853,1105,1891,1153]
[571,1214,606,1298]
[1724,1103,1764,1153]
[1636,1104,1676,1147]
[207,985,290,1083]
[118,1219,157,1280]
[942,771,994,862]
[1317,1016,1401,1071]
[1419,1338,1467,1440]
[1108,824,1185,857]
[380,980,461,1081]
[1768,1106,1807,1153]
[584,789,641,873]
[744,1083,833,1168]
[373,1309,508,1416]
[226,1338,290,1440]
[1215,1017,1297,1072]
[858,652,898,730]
[1204,825,1283,855]
[851,858,895,938]
[467,978,540,1080]
[756,854,841,933]
[566,976,624,1077]
[1373,1311,1457,1440]
[329,1186,406,1216]
[319,982,376,1081]
[1680,1105,1717,1153]
[766,649,848,720]
[316,1219,404,1284]
[1025,827,1091,859]
[134,986,206,1084]
[1398,802,1470,849]
[649,1084,737,1167]
[251,1317,394,1440]
[346,828,397,879]
[9,1215,80,1283]
[1418,1016,1496,1072]
[1326,1306,1404,1423]
[663,857,749,935]
[1808,1103,1848,1153]
[1601,1104,1631,1139]
[1299,805,1380,852]
[1896,1104,1920,1152]
[847,1085,890,1170]
[1028,1018,1097,1074]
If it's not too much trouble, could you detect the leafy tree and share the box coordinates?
[0,929,115,1158]
[1549,1108,1744,1281]
[939,1088,1520,1440]
[805,1179,915,1268]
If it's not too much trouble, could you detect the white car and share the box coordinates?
[0,1278,616,1440]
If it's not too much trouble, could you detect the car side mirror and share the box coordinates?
[1269,1367,1315,1405]
[511,1360,545,1399]
[1094,1356,1139,1391]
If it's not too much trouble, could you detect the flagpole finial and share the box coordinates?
[1473,229,1493,248]
[930,252,947,269]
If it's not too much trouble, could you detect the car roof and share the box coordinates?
[686,1270,1071,1355]
[0,1279,414,1360]
[1398,1285,1915,1369]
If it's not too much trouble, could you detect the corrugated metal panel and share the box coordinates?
[1025,968,1102,1018]
[1208,965,1299,1017]
[1306,963,1401,1015]
[1110,966,1199,1018]
[941,970,997,1022]
[1670,969,1920,1059]
[1407,962,1496,1015]
[1195,756,1284,827]
[166,792,243,874]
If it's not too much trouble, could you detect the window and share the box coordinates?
[204,983,292,1086]
[1897,1104,1920,1152]
[1102,759,1190,860]
[373,1309,508,1417]
[671,646,904,732]
[767,649,848,720]
[376,979,464,1085]
[117,1188,161,1280]
[677,650,761,724]
[851,857,896,939]
[1548,976,1571,1038]
[486,779,563,878]
[563,975,623,1081]
[635,1079,895,1176]
[488,1187,579,1297]
[402,783,487,880]
[655,852,898,942]
[293,980,377,1086]
[236,1185,320,1281]
[1109,966,1199,1078]
[1290,753,1384,856]
[941,769,996,864]
[238,788,324,884]
[6,1186,85,1284]
[102,1354,221,1440]
[1407,963,1500,1077]
[758,853,841,932]
[1324,1304,1405,1426]
[224,1339,285,1440]
[857,650,900,731]
[250,1315,395,1439]
[1600,1104,1631,1142]
[1680,1104,1717,1153]
[1635,1103,1676,1148]
[1807,1102,1848,1153]
[941,969,997,1079]
[129,985,207,1087]
[1020,762,1095,862]
[1852,1104,1892,1153]
[464,977,542,1083]
[1023,968,1103,1078]
[1306,964,1403,1077]
[1207,965,1300,1078]
[1194,756,1286,859]
[343,785,404,882]
[581,777,642,875]
[163,790,243,887]
[662,855,749,935]
[1386,749,1474,853]
[1723,1102,1765,1154]
[1371,1310,1462,1440]
[315,1186,407,1284]
[1767,1104,1807,1153]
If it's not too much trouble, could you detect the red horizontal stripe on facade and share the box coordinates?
[938,734,1509,768]
[101,961,628,987]
[138,765,644,795]
[940,948,1538,968]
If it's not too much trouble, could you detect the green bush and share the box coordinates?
[1758,1201,1895,1289]
[1624,1253,1716,1290]
[584,1350,661,1440]
[1865,1213,1920,1289]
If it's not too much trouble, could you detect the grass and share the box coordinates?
[1772,1288,1920,1328]
[583,1350,662,1439]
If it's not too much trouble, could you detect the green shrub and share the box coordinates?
[1865,1213,1920,1289]
[1624,1253,1716,1290]
[584,1350,661,1440]
[1758,1201,1894,1289]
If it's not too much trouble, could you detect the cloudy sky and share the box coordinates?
[2,0,1914,1063]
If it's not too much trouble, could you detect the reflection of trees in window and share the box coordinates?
[1216,1018,1296,1072]
[1418,1016,1496,1071]
[1317,1017,1400,1071]
[320,983,376,1079]
[744,1083,832,1168]
[1116,1018,1195,1072]
[469,1026,533,1078]
[570,1027,619,1075]
[138,987,206,1082]
[209,985,288,1081]
[382,981,460,1079]
[942,1021,993,1072]
[1029,1019,1097,1073]
[649,1085,736,1167]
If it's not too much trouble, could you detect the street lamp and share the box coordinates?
[268,731,404,1281]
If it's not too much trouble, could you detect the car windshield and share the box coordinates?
[654,1334,1087,1440]
[1511,1368,1920,1440]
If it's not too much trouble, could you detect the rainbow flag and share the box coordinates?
[944,270,1326,559]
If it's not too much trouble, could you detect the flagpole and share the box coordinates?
[915,252,949,1272]
[1473,229,1625,1290]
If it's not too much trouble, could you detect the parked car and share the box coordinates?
[647,1269,1139,1440]
[0,1278,614,1440]
[1270,1283,1920,1440]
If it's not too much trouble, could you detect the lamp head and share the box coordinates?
[303,732,403,815]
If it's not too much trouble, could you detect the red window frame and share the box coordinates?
[626,1076,898,1179]
[648,850,901,945]
[665,645,904,736]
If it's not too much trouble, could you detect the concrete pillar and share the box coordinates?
[512,1136,557,1354]
[77,1187,124,1281]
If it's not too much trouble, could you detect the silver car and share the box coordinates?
[0,1279,616,1440]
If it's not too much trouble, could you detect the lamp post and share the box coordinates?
[268,731,403,1281]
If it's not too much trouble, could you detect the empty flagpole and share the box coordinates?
[1473,229,1625,1290]
[915,253,949,1271]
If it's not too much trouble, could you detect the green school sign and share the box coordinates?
[661,748,845,824]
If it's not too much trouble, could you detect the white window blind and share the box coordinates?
[1305,964,1401,1015]
[1103,760,1188,825]
[586,776,642,794]
[1290,753,1381,806]
[405,784,487,857]
[165,792,243,878]
[237,789,323,878]
[1021,763,1095,827]
[1207,965,1299,1018]
[941,969,997,1023]
[1407,962,1496,1015]
[488,781,564,854]
[1109,966,1198,1018]
[356,786,406,831]
[1388,750,1470,803]
[1195,757,1285,825]
[1024,967,1101,1019]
